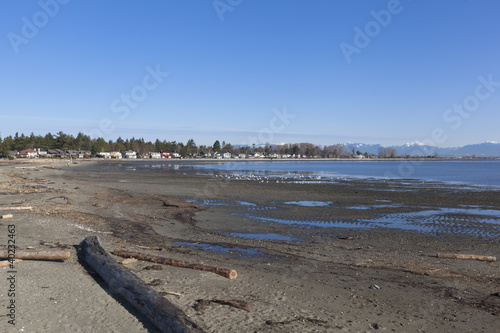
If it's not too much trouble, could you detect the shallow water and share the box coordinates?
[283,201,332,207]
[80,160,500,189]
[363,208,500,239]
[234,206,500,240]
[184,160,500,187]
[229,233,298,241]
[346,204,405,210]
[187,197,500,240]
[235,213,374,230]
[175,241,264,257]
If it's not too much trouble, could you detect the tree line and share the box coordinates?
[0,131,398,158]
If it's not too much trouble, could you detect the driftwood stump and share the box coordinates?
[79,236,204,333]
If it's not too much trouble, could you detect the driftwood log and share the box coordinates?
[0,251,70,260]
[113,248,238,280]
[79,236,204,333]
[1,214,13,219]
[1,206,33,211]
[437,253,497,262]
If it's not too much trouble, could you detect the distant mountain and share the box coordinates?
[234,142,500,157]
[346,142,500,157]
[453,142,500,157]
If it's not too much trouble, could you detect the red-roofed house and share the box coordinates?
[18,149,38,158]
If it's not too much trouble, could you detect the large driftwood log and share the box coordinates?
[113,248,237,280]
[79,236,204,333]
[437,253,496,262]
[0,251,70,260]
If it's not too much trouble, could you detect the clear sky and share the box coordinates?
[1,0,499,148]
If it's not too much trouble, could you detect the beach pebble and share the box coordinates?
[369,284,381,290]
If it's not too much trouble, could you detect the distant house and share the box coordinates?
[67,150,78,158]
[160,152,171,158]
[18,149,38,158]
[97,152,111,158]
[150,152,161,159]
[222,152,232,159]
[66,150,90,158]
[122,150,137,159]
[199,151,212,158]
[35,148,48,158]
[110,151,122,159]
[47,149,66,158]
[250,153,262,158]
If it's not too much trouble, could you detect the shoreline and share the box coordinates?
[1,160,500,332]
[2,155,500,164]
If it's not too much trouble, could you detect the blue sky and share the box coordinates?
[1,0,499,148]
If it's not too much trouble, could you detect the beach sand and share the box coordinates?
[1,159,500,332]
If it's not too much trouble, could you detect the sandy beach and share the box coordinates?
[1,159,500,332]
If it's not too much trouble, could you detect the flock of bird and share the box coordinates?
[213,173,342,184]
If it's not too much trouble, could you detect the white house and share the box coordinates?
[122,150,137,159]
[150,152,161,159]
[35,148,48,158]
[222,152,232,159]
[97,152,111,158]
[18,149,38,158]
[110,151,122,159]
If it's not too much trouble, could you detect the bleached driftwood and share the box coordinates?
[1,206,33,211]
[159,291,184,297]
[79,236,204,333]
[120,258,138,265]
[0,214,13,219]
[0,259,22,267]
[113,248,237,280]
[0,251,70,260]
[436,253,496,262]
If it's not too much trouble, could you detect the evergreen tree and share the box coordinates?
[212,140,221,152]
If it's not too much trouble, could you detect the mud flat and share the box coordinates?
[1,159,500,332]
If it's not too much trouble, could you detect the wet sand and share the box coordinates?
[1,159,500,332]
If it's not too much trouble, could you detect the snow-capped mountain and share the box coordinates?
[347,142,500,157]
